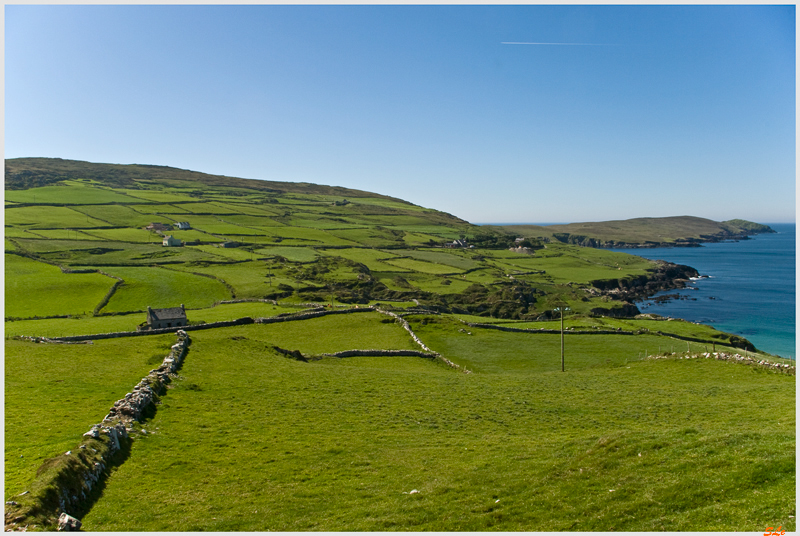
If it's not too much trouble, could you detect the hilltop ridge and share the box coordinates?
[494,216,775,248]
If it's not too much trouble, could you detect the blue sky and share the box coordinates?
[5,5,796,223]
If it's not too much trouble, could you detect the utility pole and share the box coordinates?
[554,306,570,372]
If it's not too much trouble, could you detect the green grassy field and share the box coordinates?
[4,334,179,496]
[4,158,794,532]
[5,254,115,319]
[4,183,138,205]
[98,266,231,312]
[5,206,108,229]
[67,326,793,531]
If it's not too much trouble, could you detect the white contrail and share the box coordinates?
[501,42,618,46]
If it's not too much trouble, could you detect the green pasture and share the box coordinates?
[486,249,651,284]
[402,232,447,246]
[74,325,793,531]
[394,248,479,270]
[254,246,319,262]
[9,237,129,254]
[98,266,231,313]
[82,228,160,243]
[5,254,115,319]
[4,184,137,205]
[376,274,418,291]
[120,189,199,203]
[217,214,285,227]
[407,275,475,295]
[286,218,367,230]
[187,219,268,236]
[319,248,405,271]
[346,196,426,211]
[408,315,739,374]
[28,241,219,266]
[172,261,295,299]
[394,225,465,239]
[5,206,108,229]
[271,227,358,246]
[189,302,300,323]
[5,314,145,338]
[350,214,440,227]
[325,228,404,247]
[167,229,218,243]
[4,334,178,496]
[207,202,283,217]
[23,229,104,241]
[171,202,241,214]
[193,245,259,261]
[130,203,194,215]
[70,204,155,227]
[460,268,505,285]
[383,257,462,275]
[4,228,35,239]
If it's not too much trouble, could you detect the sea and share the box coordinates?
[480,222,796,359]
[605,223,796,359]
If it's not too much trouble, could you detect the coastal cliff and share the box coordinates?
[589,261,700,317]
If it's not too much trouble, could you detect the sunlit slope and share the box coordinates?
[6,158,674,321]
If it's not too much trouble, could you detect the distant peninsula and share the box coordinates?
[494,216,775,249]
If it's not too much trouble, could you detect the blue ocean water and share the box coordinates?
[608,223,796,359]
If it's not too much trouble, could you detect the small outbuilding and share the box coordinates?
[176,222,191,230]
[140,305,188,330]
[162,235,182,247]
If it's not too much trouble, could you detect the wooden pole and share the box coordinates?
[561,308,565,372]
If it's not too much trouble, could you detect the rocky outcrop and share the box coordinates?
[591,261,699,303]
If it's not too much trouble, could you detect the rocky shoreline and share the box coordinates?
[589,261,700,317]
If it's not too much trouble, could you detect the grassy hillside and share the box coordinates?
[5,158,680,322]
[498,216,775,248]
[4,158,794,531]
[6,325,793,531]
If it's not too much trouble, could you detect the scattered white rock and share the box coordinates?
[57,513,81,531]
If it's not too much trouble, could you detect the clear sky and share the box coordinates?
[5,4,796,224]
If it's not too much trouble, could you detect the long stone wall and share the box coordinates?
[4,332,191,532]
[24,317,255,343]
[646,351,795,374]
[375,307,470,373]
[461,320,636,336]
[320,349,437,359]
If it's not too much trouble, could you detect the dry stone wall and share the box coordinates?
[461,320,636,336]
[4,332,191,532]
[647,351,795,374]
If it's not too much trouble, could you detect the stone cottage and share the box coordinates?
[162,235,182,247]
[141,305,188,330]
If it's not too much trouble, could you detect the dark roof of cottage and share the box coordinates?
[149,307,186,320]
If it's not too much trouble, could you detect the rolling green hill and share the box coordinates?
[496,216,775,248]
[5,157,692,321]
